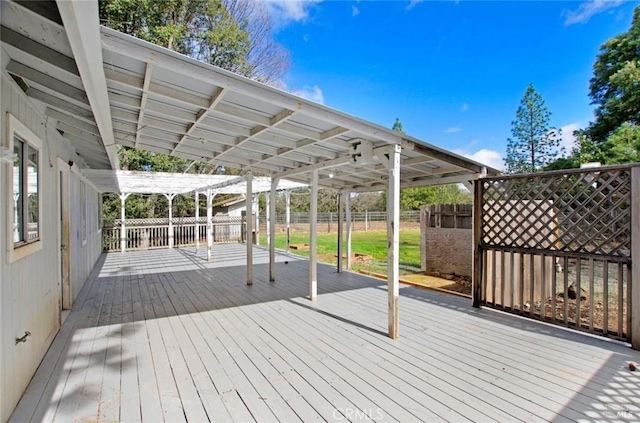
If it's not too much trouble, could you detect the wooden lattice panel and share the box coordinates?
[481,168,632,258]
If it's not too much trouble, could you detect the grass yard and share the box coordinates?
[260,229,421,274]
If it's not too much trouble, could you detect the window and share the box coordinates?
[6,113,42,262]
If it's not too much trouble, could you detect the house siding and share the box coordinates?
[0,65,103,423]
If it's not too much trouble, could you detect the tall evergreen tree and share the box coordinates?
[392,117,404,133]
[587,6,640,142]
[504,84,562,174]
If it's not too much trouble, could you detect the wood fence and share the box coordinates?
[473,164,639,348]
[420,204,472,277]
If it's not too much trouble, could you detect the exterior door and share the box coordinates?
[57,159,71,311]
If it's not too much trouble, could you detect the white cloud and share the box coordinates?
[292,85,325,104]
[564,0,624,26]
[559,122,581,154]
[444,126,462,134]
[406,0,423,11]
[455,148,504,171]
[461,103,469,112]
[265,0,323,26]
[352,5,360,16]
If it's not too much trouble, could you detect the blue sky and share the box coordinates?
[264,0,638,170]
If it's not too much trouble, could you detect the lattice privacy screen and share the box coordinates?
[481,167,632,258]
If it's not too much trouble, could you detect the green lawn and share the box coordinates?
[259,229,421,273]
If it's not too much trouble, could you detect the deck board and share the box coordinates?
[9,245,640,423]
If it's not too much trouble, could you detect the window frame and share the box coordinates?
[6,113,43,263]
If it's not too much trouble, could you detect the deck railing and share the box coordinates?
[102,217,244,251]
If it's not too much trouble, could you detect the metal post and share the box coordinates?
[346,192,352,270]
[285,190,291,254]
[269,178,278,282]
[337,192,343,273]
[309,169,318,300]
[246,172,253,285]
[387,144,401,339]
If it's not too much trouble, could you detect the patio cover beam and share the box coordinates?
[100,27,407,146]
[135,62,153,148]
[57,0,119,169]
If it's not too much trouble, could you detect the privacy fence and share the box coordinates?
[420,204,472,277]
[474,164,639,346]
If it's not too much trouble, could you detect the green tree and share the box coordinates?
[504,84,562,173]
[587,6,640,142]
[100,0,288,82]
[392,117,404,133]
[603,123,640,163]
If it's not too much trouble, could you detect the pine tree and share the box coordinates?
[392,117,404,133]
[504,84,562,174]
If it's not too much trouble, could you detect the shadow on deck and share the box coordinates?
[10,245,640,422]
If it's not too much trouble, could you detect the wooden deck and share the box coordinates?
[10,245,640,422]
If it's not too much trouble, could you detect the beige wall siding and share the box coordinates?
[0,68,103,423]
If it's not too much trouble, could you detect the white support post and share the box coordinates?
[269,178,279,282]
[164,193,176,248]
[387,144,401,339]
[246,172,253,285]
[206,190,214,261]
[346,192,352,270]
[195,192,200,253]
[337,192,343,273]
[120,193,130,252]
[285,190,291,254]
[254,195,260,246]
[266,191,271,248]
[309,169,319,300]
